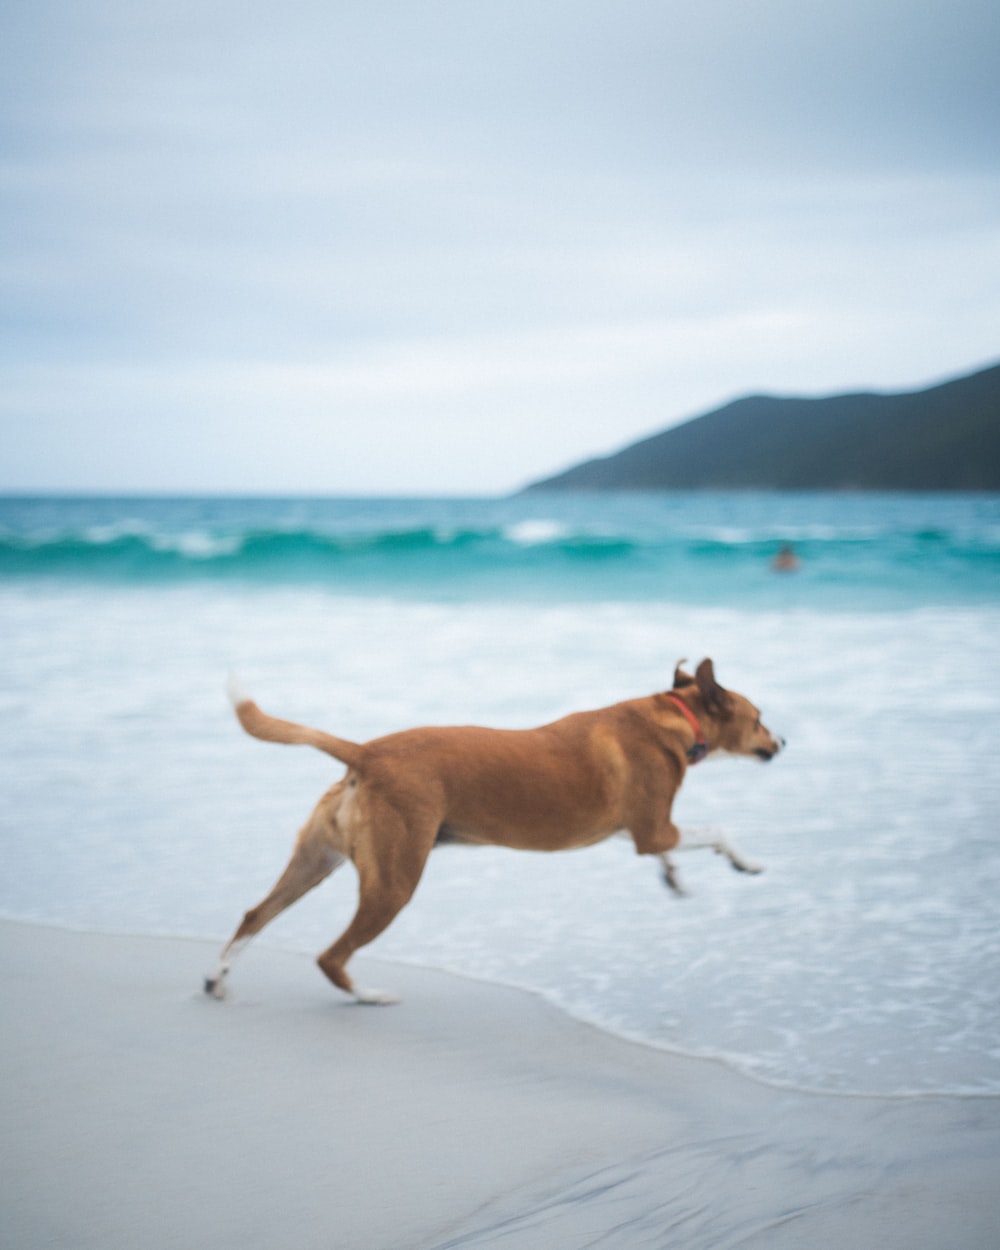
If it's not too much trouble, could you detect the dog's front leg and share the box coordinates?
[660,853,687,896]
[674,826,764,874]
[627,817,689,896]
[657,828,763,896]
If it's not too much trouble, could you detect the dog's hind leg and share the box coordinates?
[316,811,435,1005]
[315,889,406,1005]
[205,806,346,999]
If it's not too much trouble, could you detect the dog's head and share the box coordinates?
[673,658,784,761]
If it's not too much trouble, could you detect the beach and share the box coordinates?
[3,918,998,1250]
[3,493,999,1247]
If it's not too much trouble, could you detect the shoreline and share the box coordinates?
[3,918,999,1249]
[5,910,996,1104]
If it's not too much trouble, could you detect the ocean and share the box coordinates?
[2,491,999,1097]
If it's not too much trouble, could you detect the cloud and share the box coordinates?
[1,0,998,491]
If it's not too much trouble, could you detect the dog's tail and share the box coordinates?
[226,673,363,769]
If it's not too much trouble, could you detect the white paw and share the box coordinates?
[204,976,229,1000]
[352,987,400,1006]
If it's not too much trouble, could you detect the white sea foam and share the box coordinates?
[681,522,885,544]
[503,518,573,545]
[149,530,243,559]
[82,520,154,545]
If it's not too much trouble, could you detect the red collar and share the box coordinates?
[664,692,709,764]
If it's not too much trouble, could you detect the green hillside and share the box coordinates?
[524,360,1000,491]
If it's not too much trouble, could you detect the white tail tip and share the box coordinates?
[226,670,251,708]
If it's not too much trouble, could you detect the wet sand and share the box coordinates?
[2,919,997,1249]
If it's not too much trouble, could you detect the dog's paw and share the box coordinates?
[661,859,690,897]
[204,976,229,1000]
[352,987,401,1006]
[731,858,764,875]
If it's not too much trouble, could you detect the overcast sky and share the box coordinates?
[2,0,998,494]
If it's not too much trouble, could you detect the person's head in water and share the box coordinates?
[772,543,801,572]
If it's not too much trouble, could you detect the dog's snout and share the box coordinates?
[755,731,784,762]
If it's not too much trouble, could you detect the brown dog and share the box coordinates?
[206,658,783,1003]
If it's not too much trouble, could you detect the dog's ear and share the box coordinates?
[695,658,734,718]
[673,659,695,689]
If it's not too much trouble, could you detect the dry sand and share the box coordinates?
[2,918,998,1249]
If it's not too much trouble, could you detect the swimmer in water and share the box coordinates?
[772,543,801,572]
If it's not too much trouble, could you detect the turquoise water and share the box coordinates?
[2,493,999,1095]
[2,493,998,605]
